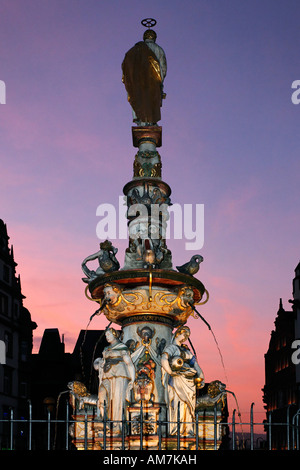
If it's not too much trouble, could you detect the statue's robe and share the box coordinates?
[122,41,163,124]
[97,342,132,428]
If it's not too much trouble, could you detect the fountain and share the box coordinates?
[68,18,229,451]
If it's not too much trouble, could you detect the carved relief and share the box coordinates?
[102,283,196,326]
[133,150,162,178]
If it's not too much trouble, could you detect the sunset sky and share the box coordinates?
[1,0,300,423]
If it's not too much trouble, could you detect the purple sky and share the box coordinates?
[1,0,300,422]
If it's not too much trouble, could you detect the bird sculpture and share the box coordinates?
[176,255,203,276]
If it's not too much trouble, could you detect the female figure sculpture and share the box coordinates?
[161,326,204,435]
[94,328,135,434]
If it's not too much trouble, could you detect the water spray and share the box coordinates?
[189,302,229,385]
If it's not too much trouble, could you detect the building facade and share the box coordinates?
[0,219,37,448]
[263,263,300,449]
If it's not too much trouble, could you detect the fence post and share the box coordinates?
[250,402,254,450]
[158,410,162,450]
[9,408,14,450]
[292,410,297,450]
[103,400,107,450]
[232,409,236,450]
[65,400,69,450]
[28,400,32,450]
[121,407,125,450]
[47,410,51,450]
[177,402,180,450]
[287,405,291,450]
[297,412,300,450]
[214,404,217,450]
[268,411,272,450]
[140,401,143,450]
[84,409,88,450]
[195,410,199,450]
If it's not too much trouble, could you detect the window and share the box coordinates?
[20,340,28,362]
[0,293,9,316]
[3,367,12,395]
[20,381,27,398]
[14,303,19,319]
[3,265,9,283]
[4,331,13,358]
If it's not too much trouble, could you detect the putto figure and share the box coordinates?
[161,326,205,436]
[122,19,167,126]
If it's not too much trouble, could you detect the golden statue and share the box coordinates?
[122,20,167,126]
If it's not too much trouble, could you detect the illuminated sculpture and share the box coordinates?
[94,328,135,434]
[122,18,167,125]
[81,240,120,282]
[161,326,204,435]
[69,19,228,450]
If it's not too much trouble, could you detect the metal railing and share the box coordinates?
[1,401,299,451]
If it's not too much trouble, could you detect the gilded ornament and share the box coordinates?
[196,380,227,410]
[99,285,197,326]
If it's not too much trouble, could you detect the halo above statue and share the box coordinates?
[141,18,157,29]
